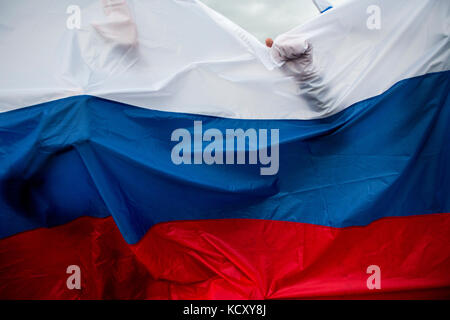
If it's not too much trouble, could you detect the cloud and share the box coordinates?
[200,0,320,42]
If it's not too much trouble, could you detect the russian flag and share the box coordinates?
[0,0,449,299]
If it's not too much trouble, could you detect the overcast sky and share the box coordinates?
[200,0,344,42]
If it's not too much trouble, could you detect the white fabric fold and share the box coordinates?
[0,0,448,119]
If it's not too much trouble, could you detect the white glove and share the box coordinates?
[270,34,310,66]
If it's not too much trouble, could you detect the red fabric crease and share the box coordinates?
[0,214,449,299]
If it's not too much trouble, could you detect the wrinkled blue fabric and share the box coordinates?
[0,71,448,244]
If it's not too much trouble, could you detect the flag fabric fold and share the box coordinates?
[0,0,449,299]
